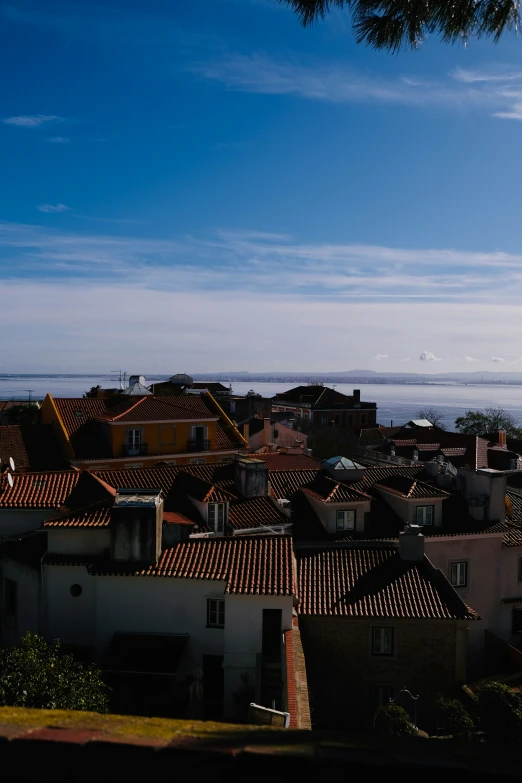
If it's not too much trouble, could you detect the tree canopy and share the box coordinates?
[454,407,521,438]
[279,1,520,51]
[0,633,110,712]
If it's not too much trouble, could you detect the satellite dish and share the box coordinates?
[9,457,15,472]
[7,473,13,489]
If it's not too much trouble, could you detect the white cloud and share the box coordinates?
[190,54,522,122]
[420,351,442,362]
[4,115,62,127]
[492,356,505,362]
[36,204,71,214]
[401,358,411,362]
[374,354,388,360]
[46,136,70,143]
[464,356,479,362]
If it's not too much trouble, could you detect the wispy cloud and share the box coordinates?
[36,204,71,214]
[0,222,519,371]
[374,354,388,360]
[464,356,479,362]
[492,356,505,362]
[46,136,70,144]
[190,53,522,122]
[4,114,62,127]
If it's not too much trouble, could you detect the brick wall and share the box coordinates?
[299,617,465,730]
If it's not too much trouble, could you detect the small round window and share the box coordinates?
[70,584,83,598]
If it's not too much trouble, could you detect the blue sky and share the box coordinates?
[2,0,522,373]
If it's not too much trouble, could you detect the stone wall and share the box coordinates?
[299,616,465,730]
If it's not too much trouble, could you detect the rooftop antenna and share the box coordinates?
[25,390,33,403]
[111,370,127,390]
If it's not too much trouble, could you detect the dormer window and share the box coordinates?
[208,502,226,534]
[336,509,355,531]
[415,505,434,526]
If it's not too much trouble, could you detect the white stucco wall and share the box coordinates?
[47,528,110,554]
[0,557,41,647]
[44,564,97,647]
[43,567,294,717]
[0,510,50,538]
[378,491,444,527]
[306,494,370,534]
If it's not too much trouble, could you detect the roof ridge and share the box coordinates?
[44,496,113,524]
[106,396,146,421]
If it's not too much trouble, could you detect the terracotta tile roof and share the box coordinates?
[0,424,68,472]
[0,425,31,470]
[250,453,321,471]
[90,536,296,595]
[172,471,236,504]
[95,396,216,423]
[0,470,80,509]
[44,500,112,528]
[301,475,371,503]
[296,544,478,620]
[52,398,110,439]
[374,475,450,499]
[228,496,289,530]
[269,470,323,499]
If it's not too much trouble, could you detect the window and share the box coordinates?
[158,424,176,446]
[190,458,205,465]
[220,457,233,463]
[513,607,522,634]
[124,463,143,469]
[334,414,342,426]
[336,509,356,531]
[415,505,434,526]
[208,502,226,534]
[361,414,368,425]
[207,599,225,628]
[320,414,328,426]
[369,686,394,715]
[372,627,394,656]
[125,428,142,455]
[450,562,468,588]
[4,578,17,629]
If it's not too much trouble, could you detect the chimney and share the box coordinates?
[111,488,163,564]
[353,389,361,404]
[399,524,425,561]
[458,467,507,521]
[498,430,507,448]
[234,458,268,498]
[264,418,272,445]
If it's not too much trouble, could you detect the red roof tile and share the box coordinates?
[91,536,296,595]
[301,475,371,504]
[297,544,477,620]
[95,396,216,423]
[229,496,289,530]
[173,471,236,503]
[0,470,80,509]
[374,475,450,499]
[250,453,321,471]
[45,500,112,528]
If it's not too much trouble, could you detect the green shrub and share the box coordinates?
[434,697,475,737]
[373,703,417,737]
[0,632,110,713]
[476,681,522,739]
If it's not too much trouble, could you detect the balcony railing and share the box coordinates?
[188,439,210,453]
[121,443,148,457]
